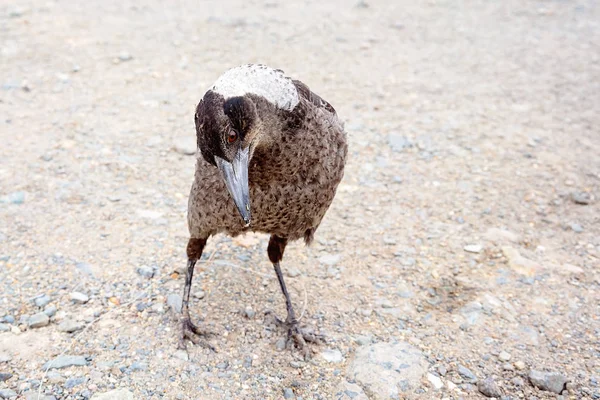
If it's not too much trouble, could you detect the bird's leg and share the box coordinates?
[179,237,215,351]
[268,235,322,358]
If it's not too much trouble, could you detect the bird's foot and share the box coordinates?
[265,311,324,359]
[179,318,216,352]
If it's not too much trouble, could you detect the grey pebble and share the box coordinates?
[276,337,287,351]
[118,51,133,62]
[0,389,17,399]
[354,334,372,346]
[1,191,25,205]
[0,354,11,363]
[173,350,189,361]
[478,376,503,398]
[286,267,301,278]
[529,370,568,394]
[65,376,86,388]
[458,365,477,382]
[192,290,205,299]
[173,136,197,155]
[283,387,295,399]
[28,312,50,328]
[43,355,88,370]
[512,376,525,387]
[0,372,12,381]
[58,319,84,333]
[130,361,147,371]
[571,192,592,205]
[320,348,343,363]
[70,292,89,304]
[34,294,51,307]
[136,265,155,279]
[167,293,182,314]
[319,253,341,266]
[388,134,412,152]
[0,324,9,332]
[75,262,94,276]
[44,305,57,317]
[498,351,511,361]
[569,223,584,233]
[2,316,14,324]
[243,306,255,319]
[438,365,448,376]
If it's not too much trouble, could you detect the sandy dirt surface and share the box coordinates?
[1,0,599,399]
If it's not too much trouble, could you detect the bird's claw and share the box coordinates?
[179,318,216,352]
[265,311,324,359]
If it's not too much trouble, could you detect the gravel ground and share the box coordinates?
[1,0,599,399]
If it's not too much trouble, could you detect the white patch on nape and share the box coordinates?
[211,64,299,111]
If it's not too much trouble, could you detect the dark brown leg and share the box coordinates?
[268,235,321,358]
[179,237,215,351]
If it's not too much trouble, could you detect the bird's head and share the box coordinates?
[194,92,267,227]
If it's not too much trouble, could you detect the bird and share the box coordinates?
[181,64,347,357]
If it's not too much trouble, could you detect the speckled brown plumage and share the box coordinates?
[180,65,347,356]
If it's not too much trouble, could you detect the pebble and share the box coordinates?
[2,316,14,324]
[318,253,341,266]
[58,319,84,333]
[388,134,412,152]
[514,361,526,370]
[438,365,448,376]
[571,192,592,205]
[65,376,86,388]
[320,348,343,363]
[136,265,155,279]
[173,137,197,155]
[458,365,477,382]
[346,342,427,398]
[91,389,134,400]
[0,354,11,363]
[70,292,89,304]
[43,355,88,370]
[44,305,57,317]
[167,293,183,314]
[0,389,17,399]
[193,290,205,299]
[75,262,94,276]
[0,372,12,381]
[512,376,525,387]
[243,306,255,319]
[569,223,584,233]
[28,312,50,328]
[529,370,568,394]
[130,361,147,371]
[1,191,25,204]
[34,294,51,307]
[427,373,443,390]
[354,334,372,346]
[464,244,483,254]
[117,51,133,62]
[283,387,295,399]
[286,267,302,278]
[275,337,287,351]
[0,324,9,332]
[173,350,189,361]
[478,377,502,398]
[498,351,511,361]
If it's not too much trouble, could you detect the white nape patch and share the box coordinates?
[211,64,299,111]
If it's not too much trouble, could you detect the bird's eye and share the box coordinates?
[227,131,238,144]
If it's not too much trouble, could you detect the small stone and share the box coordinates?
[319,253,341,266]
[75,262,94,276]
[320,348,343,363]
[136,265,155,279]
[478,377,503,398]
[285,267,301,278]
[34,294,51,307]
[2,191,25,204]
[438,365,448,376]
[70,292,89,304]
[427,373,443,390]
[167,294,183,314]
[388,134,412,152]
[192,290,205,299]
[458,365,477,382]
[512,376,525,387]
[44,305,57,317]
[130,361,147,371]
[28,312,50,328]
[2,316,14,324]
[569,223,584,233]
[117,52,133,62]
[503,362,514,371]
[464,244,483,253]
[0,354,11,363]
[498,351,511,361]
[43,355,88,370]
[173,136,197,155]
[571,192,592,205]
[354,334,372,346]
[243,306,255,319]
[0,324,9,332]
[514,361,526,370]
[276,337,287,351]
[173,350,189,361]
[0,372,12,381]
[91,389,134,400]
[46,370,63,383]
[0,389,17,399]
[65,376,86,388]
[58,319,85,333]
[283,387,295,399]
[529,370,568,394]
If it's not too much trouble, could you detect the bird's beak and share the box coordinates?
[215,147,251,226]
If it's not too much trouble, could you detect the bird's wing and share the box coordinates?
[292,80,336,115]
